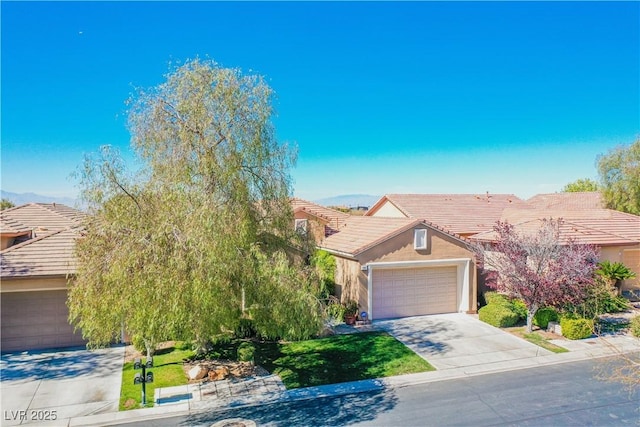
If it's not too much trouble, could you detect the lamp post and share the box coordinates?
[133,357,154,407]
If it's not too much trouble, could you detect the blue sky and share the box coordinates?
[2,2,638,201]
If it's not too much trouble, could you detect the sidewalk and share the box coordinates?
[67,329,640,427]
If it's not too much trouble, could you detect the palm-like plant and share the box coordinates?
[596,261,637,296]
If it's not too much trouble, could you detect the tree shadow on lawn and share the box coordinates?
[185,387,399,427]
[254,332,432,389]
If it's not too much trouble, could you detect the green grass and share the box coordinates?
[506,327,569,353]
[119,345,194,410]
[522,332,568,353]
[254,331,435,389]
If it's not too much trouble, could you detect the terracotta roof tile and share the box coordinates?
[471,218,637,246]
[319,216,467,256]
[1,228,79,278]
[1,203,85,232]
[367,193,529,234]
[291,198,350,225]
[526,192,604,210]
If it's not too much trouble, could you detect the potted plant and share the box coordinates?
[343,300,359,325]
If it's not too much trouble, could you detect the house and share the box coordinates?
[1,203,86,352]
[507,192,640,291]
[318,216,477,320]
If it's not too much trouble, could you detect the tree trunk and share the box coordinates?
[526,304,539,334]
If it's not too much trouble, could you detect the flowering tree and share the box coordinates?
[471,219,599,333]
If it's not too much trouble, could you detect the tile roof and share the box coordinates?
[1,228,79,278]
[1,204,85,278]
[500,208,640,243]
[367,193,529,235]
[471,218,637,246]
[319,216,467,256]
[291,198,350,226]
[1,203,85,233]
[526,192,603,210]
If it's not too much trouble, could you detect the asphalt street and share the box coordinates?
[114,357,640,427]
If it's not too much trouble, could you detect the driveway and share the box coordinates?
[0,345,124,426]
[375,313,552,371]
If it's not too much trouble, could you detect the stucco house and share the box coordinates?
[318,216,477,320]
[1,203,86,352]
[314,192,640,320]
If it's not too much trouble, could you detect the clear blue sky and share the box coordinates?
[2,1,639,201]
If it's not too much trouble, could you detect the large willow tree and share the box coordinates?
[68,59,323,356]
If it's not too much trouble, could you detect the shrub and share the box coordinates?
[630,316,640,338]
[479,304,519,328]
[533,307,559,329]
[511,299,528,321]
[326,301,345,323]
[237,341,255,363]
[560,317,594,340]
[484,292,511,306]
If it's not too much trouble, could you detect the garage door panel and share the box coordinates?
[373,266,457,319]
[1,290,86,352]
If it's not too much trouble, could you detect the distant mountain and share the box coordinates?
[1,190,79,208]
[313,194,380,209]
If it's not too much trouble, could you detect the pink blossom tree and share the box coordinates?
[471,219,599,333]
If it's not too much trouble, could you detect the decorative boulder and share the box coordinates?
[208,366,230,381]
[188,364,209,380]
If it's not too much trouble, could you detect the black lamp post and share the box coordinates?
[133,357,154,407]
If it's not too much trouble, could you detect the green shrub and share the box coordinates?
[237,341,255,363]
[560,317,594,340]
[630,316,640,338]
[484,292,511,306]
[326,302,345,323]
[511,299,528,321]
[175,341,193,351]
[533,307,559,329]
[479,304,519,328]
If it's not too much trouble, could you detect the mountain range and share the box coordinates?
[1,190,79,208]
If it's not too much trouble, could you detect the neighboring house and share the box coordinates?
[318,216,477,320]
[1,203,86,352]
[291,198,350,241]
[365,193,530,236]
[504,192,640,291]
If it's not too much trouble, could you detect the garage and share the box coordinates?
[1,290,86,353]
[372,265,458,319]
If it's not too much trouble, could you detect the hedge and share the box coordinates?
[560,317,594,340]
[533,307,559,329]
[479,304,519,328]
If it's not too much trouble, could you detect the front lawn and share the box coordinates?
[255,331,434,389]
[119,344,194,410]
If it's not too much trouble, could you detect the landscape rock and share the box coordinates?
[188,364,209,380]
[208,365,230,381]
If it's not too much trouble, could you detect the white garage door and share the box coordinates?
[1,290,86,353]
[372,266,457,319]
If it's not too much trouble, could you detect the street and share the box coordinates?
[116,357,639,426]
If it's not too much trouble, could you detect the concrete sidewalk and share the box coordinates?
[64,315,640,427]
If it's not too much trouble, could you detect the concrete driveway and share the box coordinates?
[375,313,551,370]
[0,345,124,426]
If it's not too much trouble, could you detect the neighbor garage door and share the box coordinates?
[372,266,457,319]
[1,290,86,352]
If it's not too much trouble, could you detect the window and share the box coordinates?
[414,229,427,250]
[295,219,308,234]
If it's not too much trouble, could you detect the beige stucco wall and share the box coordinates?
[331,226,478,315]
[368,201,405,217]
[599,244,640,291]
